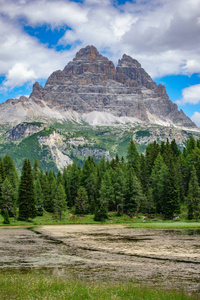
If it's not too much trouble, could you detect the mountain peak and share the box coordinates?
[118,54,141,68]
[73,45,103,62]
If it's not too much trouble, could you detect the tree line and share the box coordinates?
[0,136,200,223]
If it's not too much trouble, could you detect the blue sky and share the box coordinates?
[0,0,200,125]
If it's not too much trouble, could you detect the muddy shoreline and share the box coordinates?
[0,225,199,295]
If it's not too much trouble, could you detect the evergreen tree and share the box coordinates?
[0,159,5,182]
[3,209,10,224]
[140,153,149,193]
[145,187,156,215]
[150,153,168,214]
[170,139,180,157]
[18,159,37,221]
[164,160,180,218]
[186,136,196,155]
[34,178,44,216]
[75,186,89,214]
[68,161,80,207]
[176,155,187,203]
[63,165,72,206]
[94,203,108,221]
[56,170,64,185]
[113,166,125,215]
[187,166,200,222]
[44,169,56,212]
[127,139,140,176]
[81,158,91,187]
[124,168,145,215]
[1,178,14,215]
[99,169,114,210]
[2,155,18,207]
[33,159,40,180]
[38,169,49,212]
[145,141,160,176]
[85,172,98,213]
[54,183,67,220]
[98,155,107,183]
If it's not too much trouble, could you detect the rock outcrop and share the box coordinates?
[0,45,198,130]
[5,122,44,141]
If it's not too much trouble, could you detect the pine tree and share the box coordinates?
[124,167,145,215]
[94,202,108,221]
[44,169,56,212]
[2,155,19,208]
[33,159,40,180]
[170,139,180,157]
[75,186,89,214]
[150,153,168,214]
[18,159,37,221]
[113,166,125,215]
[187,166,200,222]
[0,159,5,182]
[1,178,14,214]
[164,160,180,219]
[68,161,80,207]
[186,136,196,155]
[98,155,107,182]
[99,169,114,211]
[56,170,64,185]
[54,183,67,220]
[127,139,140,176]
[39,169,49,212]
[34,178,44,216]
[85,172,98,213]
[140,153,149,193]
[3,209,10,224]
[145,141,160,177]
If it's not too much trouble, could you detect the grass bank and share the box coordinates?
[0,271,198,300]
[1,211,200,229]
[128,221,200,230]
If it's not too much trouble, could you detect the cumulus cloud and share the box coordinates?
[3,63,37,89]
[176,84,200,106]
[0,0,200,88]
[0,0,88,28]
[0,15,78,89]
[191,112,200,127]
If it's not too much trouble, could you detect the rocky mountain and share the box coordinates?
[0,45,198,129]
[0,45,199,171]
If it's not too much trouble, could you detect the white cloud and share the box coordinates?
[3,63,36,89]
[191,112,200,126]
[176,84,200,105]
[0,0,88,28]
[0,16,77,89]
[0,0,200,89]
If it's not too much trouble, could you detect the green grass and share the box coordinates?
[1,211,200,229]
[0,271,197,300]
[128,222,200,230]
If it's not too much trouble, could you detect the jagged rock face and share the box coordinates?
[5,123,44,141]
[0,45,198,130]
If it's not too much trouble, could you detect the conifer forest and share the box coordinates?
[1,136,200,223]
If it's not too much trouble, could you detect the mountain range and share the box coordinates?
[0,45,199,171]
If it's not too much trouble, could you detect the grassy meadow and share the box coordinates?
[0,271,198,300]
[1,210,200,229]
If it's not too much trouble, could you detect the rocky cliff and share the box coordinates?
[5,122,44,141]
[0,45,198,130]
